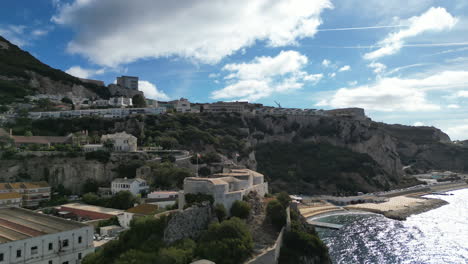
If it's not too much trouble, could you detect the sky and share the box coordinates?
[1,0,468,140]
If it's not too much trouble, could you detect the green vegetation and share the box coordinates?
[266,199,287,231]
[256,141,383,195]
[190,152,221,164]
[214,203,227,222]
[278,210,330,264]
[82,178,99,194]
[82,191,137,210]
[132,94,146,108]
[196,217,253,264]
[230,200,251,219]
[96,216,120,233]
[147,162,194,189]
[185,193,214,207]
[85,150,111,163]
[276,191,291,208]
[0,36,110,102]
[115,160,145,178]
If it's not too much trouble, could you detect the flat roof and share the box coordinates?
[60,203,124,216]
[0,192,22,199]
[0,207,88,244]
[125,204,159,215]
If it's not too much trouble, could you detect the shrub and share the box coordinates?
[214,203,227,222]
[185,193,214,207]
[266,199,286,231]
[198,166,211,177]
[230,200,251,219]
[196,217,253,264]
[85,150,111,163]
[276,192,291,208]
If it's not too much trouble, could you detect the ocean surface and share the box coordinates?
[313,188,468,264]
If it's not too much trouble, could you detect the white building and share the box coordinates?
[28,107,166,120]
[101,132,137,152]
[0,192,22,208]
[146,191,178,209]
[111,178,149,196]
[0,207,94,264]
[183,169,268,213]
[108,97,133,108]
[118,204,159,229]
[116,76,139,90]
[175,98,191,113]
[0,182,51,208]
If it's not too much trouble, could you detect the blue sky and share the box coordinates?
[1,0,468,139]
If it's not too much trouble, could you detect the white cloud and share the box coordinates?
[31,29,49,37]
[338,65,351,72]
[138,80,169,100]
[65,66,105,79]
[348,81,358,86]
[208,73,219,78]
[52,0,332,66]
[212,50,322,101]
[447,104,460,109]
[367,62,387,74]
[0,25,27,46]
[413,122,425,126]
[328,72,336,78]
[322,59,331,67]
[455,90,468,97]
[364,7,458,60]
[319,70,468,112]
[446,124,468,140]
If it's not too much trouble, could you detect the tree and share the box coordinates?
[132,94,147,108]
[196,217,253,264]
[266,199,287,231]
[82,178,99,194]
[230,200,251,219]
[82,192,101,206]
[24,130,33,136]
[103,139,115,151]
[61,97,73,104]
[37,98,53,110]
[214,203,227,222]
[107,191,137,210]
[156,136,178,150]
[276,191,291,208]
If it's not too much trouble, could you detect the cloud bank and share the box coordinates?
[53,0,332,66]
[212,50,322,101]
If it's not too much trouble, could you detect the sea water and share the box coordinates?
[314,188,468,264]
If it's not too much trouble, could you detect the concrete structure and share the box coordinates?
[174,98,191,113]
[116,76,138,90]
[146,191,178,209]
[0,207,94,264]
[99,225,123,237]
[11,134,73,148]
[146,99,159,108]
[59,203,124,221]
[101,132,137,152]
[82,144,104,152]
[183,169,268,212]
[118,204,159,229]
[0,192,22,208]
[324,107,367,120]
[0,182,51,208]
[203,101,249,113]
[111,178,149,196]
[29,107,166,119]
[108,97,133,108]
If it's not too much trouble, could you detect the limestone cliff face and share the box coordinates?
[379,124,468,173]
[243,115,403,180]
[0,152,149,193]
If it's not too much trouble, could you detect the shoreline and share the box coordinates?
[301,184,467,221]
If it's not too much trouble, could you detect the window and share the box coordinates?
[16,249,21,258]
[78,236,82,244]
[62,262,69,264]
[49,242,53,250]
[49,261,53,264]
[0,253,3,262]
[62,239,69,248]
[78,253,82,260]
[31,246,38,255]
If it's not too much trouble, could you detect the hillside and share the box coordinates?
[0,36,110,103]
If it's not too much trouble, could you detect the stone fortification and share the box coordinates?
[163,203,212,244]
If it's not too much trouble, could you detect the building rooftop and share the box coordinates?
[11,135,71,145]
[112,177,146,184]
[149,191,179,195]
[0,181,50,191]
[60,203,124,216]
[185,177,228,185]
[0,192,22,199]
[0,207,88,244]
[125,204,159,215]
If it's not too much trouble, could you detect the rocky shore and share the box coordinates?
[382,198,448,220]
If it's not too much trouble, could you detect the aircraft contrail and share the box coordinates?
[317,25,407,31]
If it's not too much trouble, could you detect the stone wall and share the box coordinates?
[163,203,213,244]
